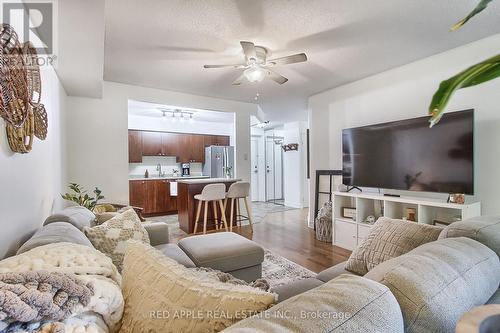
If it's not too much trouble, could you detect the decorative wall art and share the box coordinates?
[0,24,47,154]
[282,143,299,151]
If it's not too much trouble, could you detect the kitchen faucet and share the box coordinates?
[156,164,163,177]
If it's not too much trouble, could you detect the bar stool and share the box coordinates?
[225,182,254,231]
[193,183,229,234]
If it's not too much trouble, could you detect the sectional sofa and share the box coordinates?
[7,206,500,332]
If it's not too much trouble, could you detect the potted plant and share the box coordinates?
[61,183,104,211]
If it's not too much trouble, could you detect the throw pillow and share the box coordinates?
[120,241,276,333]
[345,217,442,275]
[84,209,149,272]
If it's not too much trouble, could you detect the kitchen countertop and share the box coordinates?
[177,178,241,185]
[129,175,210,181]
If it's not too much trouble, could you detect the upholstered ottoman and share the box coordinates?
[178,232,264,282]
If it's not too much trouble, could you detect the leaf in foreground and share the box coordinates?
[451,0,494,31]
[428,54,500,127]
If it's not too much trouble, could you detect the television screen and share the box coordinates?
[342,110,474,194]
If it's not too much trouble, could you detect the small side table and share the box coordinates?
[456,304,500,333]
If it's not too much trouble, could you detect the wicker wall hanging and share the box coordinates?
[0,24,47,153]
[0,25,29,128]
[7,107,34,153]
[33,103,48,140]
[23,42,42,105]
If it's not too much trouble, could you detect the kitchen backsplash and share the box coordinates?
[129,156,203,177]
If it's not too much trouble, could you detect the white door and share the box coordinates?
[250,138,259,201]
[265,138,275,201]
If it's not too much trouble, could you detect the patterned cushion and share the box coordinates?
[345,217,442,275]
[84,209,149,272]
[120,241,276,333]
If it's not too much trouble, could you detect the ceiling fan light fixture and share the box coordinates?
[244,66,266,82]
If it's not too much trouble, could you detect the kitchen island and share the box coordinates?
[177,178,241,234]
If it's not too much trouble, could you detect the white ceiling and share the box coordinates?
[128,100,235,123]
[104,0,500,122]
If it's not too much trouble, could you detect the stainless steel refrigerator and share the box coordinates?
[203,146,235,178]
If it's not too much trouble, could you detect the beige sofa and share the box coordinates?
[8,206,500,333]
[226,217,500,332]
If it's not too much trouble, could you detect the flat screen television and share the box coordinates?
[342,110,474,194]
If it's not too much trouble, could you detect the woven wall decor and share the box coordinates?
[1,24,47,154]
[22,42,41,105]
[7,107,34,154]
[33,103,48,140]
[0,24,19,54]
[0,24,29,128]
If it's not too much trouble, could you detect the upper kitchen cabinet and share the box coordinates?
[203,135,217,148]
[216,135,230,146]
[131,130,230,162]
[142,131,163,156]
[177,134,191,163]
[128,130,143,163]
[190,135,205,163]
[161,132,179,157]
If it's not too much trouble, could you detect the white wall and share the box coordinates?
[66,82,258,204]
[283,121,309,208]
[0,66,67,258]
[309,33,500,218]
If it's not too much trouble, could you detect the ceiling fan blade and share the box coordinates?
[232,74,247,85]
[267,70,288,84]
[267,53,307,66]
[240,41,257,61]
[204,64,246,69]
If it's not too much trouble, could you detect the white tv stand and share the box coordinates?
[332,191,481,251]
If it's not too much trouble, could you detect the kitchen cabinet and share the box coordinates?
[129,179,177,215]
[142,131,163,156]
[161,132,179,157]
[190,135,205,163]
[128,130,143,163]
[177,134,205,163]
[216,135,230,146]
[129,180,147,211]
[203,135,217,148]
[130,130,229,162]
[177,134,191,163]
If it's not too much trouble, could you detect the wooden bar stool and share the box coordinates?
[193,183,229,234]
[225,182,254,231]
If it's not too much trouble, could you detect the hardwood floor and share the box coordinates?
[171,208,351,273]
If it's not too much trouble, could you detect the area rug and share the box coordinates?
[262,250,316,289]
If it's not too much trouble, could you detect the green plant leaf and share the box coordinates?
[451,0,494,31]
[428,54,500,127]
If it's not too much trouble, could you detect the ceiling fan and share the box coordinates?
[203,41,307,85]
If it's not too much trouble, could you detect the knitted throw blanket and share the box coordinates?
[0,243,124,333]
[0,271,94,332]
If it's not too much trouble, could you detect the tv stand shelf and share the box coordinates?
[332,191,481,251]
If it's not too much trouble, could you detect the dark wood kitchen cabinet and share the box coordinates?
[128,130,143,163]
[216,135,230,146]
[161,132,179,157]
[177,134,191,163]
[141,131,163,156]
[203,135,217,148]
[190,135,205,163]
[130,130,229,162]
[129,180,147,211]
[129,179,177,215]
